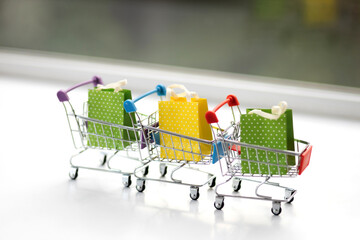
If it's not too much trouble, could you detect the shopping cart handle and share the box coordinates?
[124,84,166,113]
[57,76,103,102]
[205,95,239,124]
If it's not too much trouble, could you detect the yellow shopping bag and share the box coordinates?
[159,85,212,161]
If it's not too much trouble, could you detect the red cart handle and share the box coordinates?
[205,95,239,124]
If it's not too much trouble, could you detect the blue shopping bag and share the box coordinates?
[212,135,232,164]
[212,141,225,164]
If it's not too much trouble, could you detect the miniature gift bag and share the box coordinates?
[158,85,212,161]
[87,80,137,150]
[240,102,295,175]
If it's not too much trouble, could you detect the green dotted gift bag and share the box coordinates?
[87,80,137,150]
[240,102,295,175]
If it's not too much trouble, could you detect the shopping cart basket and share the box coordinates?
[206,95,312,215]
[57,76,164,186]
[124,88,217,200]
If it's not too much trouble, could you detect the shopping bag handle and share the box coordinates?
[166,84,198,102]
[205,95,239,124]
[57,76,103,102]
[124,84,166,113]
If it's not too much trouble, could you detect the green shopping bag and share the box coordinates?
[87,80,137,150]
[240,102,295,175]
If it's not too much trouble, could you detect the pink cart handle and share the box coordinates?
[57,76,103,102]
[205,95,239,124]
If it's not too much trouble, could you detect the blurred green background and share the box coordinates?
[0,0,359,88]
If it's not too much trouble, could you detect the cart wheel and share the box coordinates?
[190,187,200,200]
[159,163,167,177]
[122,175,132,187]
[100,154,107,166]
[208,177,216,188]
[69,168,78,180]
[232,178,242,192]
[287,197,294,204]
[285,189,296,204]
[136,179,146,192]
[142,166,149,177]
[271,202,282,216]
[214,196,225,210]
[271,207,282,216]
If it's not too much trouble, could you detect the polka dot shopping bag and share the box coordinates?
[87,80,137,150]
[240,102,296,175]
[158,85,213,162]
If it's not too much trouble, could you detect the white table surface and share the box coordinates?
[0,74,359,240]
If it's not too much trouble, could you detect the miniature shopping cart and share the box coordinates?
[205,95,312,215]
[124,89,217,200]
[57,77,164,186]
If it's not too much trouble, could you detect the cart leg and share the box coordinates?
[122,175,132,187]
[214,196,225,210]
[285,188,296,203]
[271,201,282,216]
[190,186,200,200]
[159,163,167,177]
[69,167,78,180]
[232,177,242,192]
[136,179,146,192]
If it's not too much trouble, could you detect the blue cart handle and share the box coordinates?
[124,84,166,113]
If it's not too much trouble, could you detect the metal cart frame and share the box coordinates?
[205,95,313,215]
[124,87,217,200]
[57,76,158,187]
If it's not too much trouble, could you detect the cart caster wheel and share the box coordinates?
[287,197,294,204]
[214,196,224,210]
[159,163,167,177]
[232,178,242,192]
[69,168,78,180]
[271,207,282,216]
[122,175,132,187]
[136,179,146,192]
[190,186,200,200]
[100,154,107,166]
[285,189,296,204]
[271,202,282,216]
[208,177,216,188]
[142,166,149,176]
